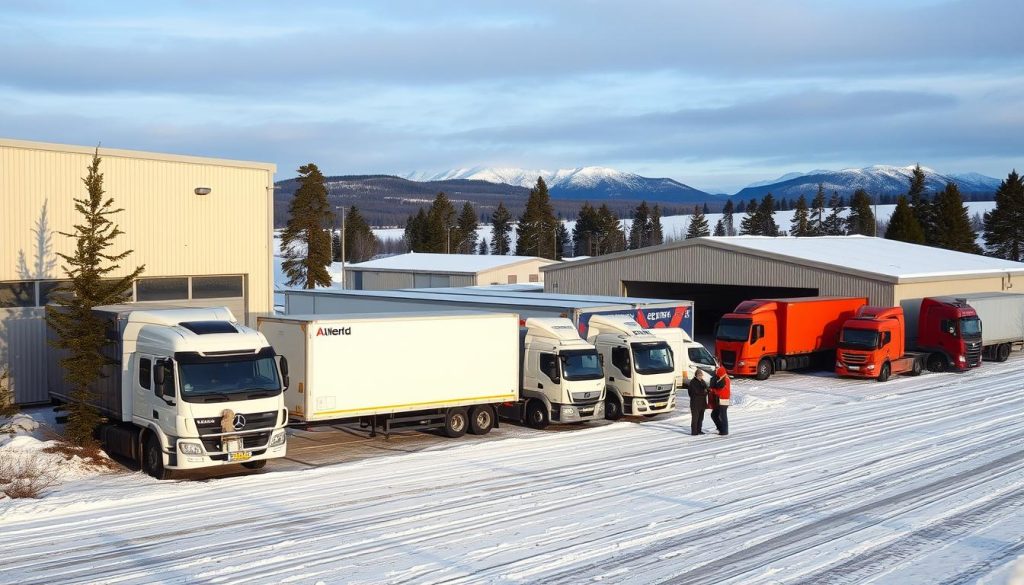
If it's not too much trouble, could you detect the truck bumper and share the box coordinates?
[628,394,677,415]
[835,362,877,378]
[169,429,288,470]
[554,401,605,423]
[726,362,758,376]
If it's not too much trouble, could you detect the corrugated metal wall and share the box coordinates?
[0,139,275,403]
[0,308,47,404]
[544,245,896,306]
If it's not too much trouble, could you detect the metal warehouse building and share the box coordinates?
[1,138,276,404]
[344,253,558,290]
[541,236,1024,335]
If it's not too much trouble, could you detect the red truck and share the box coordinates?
[900,297,983,371]
[835,306,926,381]
[715,297,868,380]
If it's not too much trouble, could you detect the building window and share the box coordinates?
[0,281,35,308]
[529,274,539,283]
[508,275,518,284]
[136,277,189,301]
[192,275,244,299]
[39,280,73,305]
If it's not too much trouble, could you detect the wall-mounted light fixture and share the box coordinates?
[194,186,212,196]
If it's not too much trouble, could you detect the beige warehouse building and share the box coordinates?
[343,253,558,290]
[542,236,1024,335]
[1,138,276,404]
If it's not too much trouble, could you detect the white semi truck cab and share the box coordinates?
[47,305,289,479]
[511,318,606,429]
[650,328,719,389]
[586,315,677,419]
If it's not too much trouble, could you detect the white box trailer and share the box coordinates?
[257,312,519,437]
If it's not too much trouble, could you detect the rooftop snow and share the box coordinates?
[348,253,555,274]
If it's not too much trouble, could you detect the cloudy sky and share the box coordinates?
[3,0,1022,193]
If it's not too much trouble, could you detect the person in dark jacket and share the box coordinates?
[687,369,709,435]
[710,366,731,435]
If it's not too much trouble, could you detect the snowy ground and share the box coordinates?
[3,354,1024,584]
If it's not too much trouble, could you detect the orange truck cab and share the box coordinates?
[715,296,867,380]
[835,306,925,381]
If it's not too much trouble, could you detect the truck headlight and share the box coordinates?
[866,364,875,370]
[596,402,605,415]
[561,406,576,417]
[269,431,287,448]
[738,361,746,366]
[958,355,966,363]
[178,441,203,455]
[836,361,843,368]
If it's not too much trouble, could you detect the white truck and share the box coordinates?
[498,318,606,429]
[586,315,678,419]
[257,312,519,437]
[46,305,290,480]
[651,327,720,386]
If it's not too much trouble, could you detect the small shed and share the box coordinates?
[343,253,558,290]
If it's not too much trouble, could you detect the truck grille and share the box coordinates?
[966,341,982,367]
[569,391,602,405]
[199,432,272,453]
[194,411,279,453]
[642,385,673,402]
[840,352,868,364]
[720,350,736,369]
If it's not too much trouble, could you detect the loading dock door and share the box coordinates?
[623,281,818,336]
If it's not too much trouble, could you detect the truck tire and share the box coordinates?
[242,460,268,470]
[927,353,946,372]
[604,396,623,421]
[468,406,494,435]
[525,401,550,430]
[755,358,773,380]
[877,362,891,382]
[142,435,169,480]
[444,408,468,438]
[997,343,1011,362]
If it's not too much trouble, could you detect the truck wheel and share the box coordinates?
[755,358,773,380]
[927,353,946,372]
[142,435,169,481]
[525,401,550,430]
[468,406,494,435]
[444,408,468,438]
[911,359,923,376]
[604,396,623,421]
[877,362,891,382]
[242,459,268,470]
[997,343,1011,362]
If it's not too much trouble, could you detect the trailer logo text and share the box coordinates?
[316,326,352,336]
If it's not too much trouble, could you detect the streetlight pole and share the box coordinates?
[335,206,346,289]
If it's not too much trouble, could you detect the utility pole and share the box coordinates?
[335,206,346,289]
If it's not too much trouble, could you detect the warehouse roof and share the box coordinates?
[347,253,557,274]
[541,236,1024,283]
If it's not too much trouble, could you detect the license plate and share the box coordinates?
[652,403,665,409]
[847,365,859,371]
[229,451,252,462]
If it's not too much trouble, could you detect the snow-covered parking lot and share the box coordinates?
[3,356,1024,584]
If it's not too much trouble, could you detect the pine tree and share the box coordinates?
[810,184,827,235]
[46,150,144,446]
[721,200,736,236]
[453,202,479,254]
[404,208,429,252]
[573,202,600,256]
[933,182,982,254]
[702,202,710,214]
[686,204,710,238]
[908,164,937,245]
[0,366,16,426]
[650,204,664,245]
[983,170,1024,261]
[556,220,570,259]
[477,238,489,255]
[884,195,926,244]
[822,192,846,235]
[342,206,377,263]
[425,192,457,253]
[490,202,512,255]
[713,218,726,236]
[281,163,334,288]
[739,198,758,235]
[594,204,626,255]
[628,201,651,249]
[789,194,811,236]
[515,178,559,258]
[755,194,780,236]
[846,189,876,236]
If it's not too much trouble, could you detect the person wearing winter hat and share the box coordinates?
[687,369,709,435]
[709,366,731,435]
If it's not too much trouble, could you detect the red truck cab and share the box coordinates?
[835,306,924,381]
[715,300,777,378]
[913,297,982,371]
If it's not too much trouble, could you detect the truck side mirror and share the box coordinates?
[154,365,165,387]
[154,361,175,399]
[279,356,290,390]
[547,364,560,384]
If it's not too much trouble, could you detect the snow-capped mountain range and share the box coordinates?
[735,165,1001,200]
[403,166,715,204]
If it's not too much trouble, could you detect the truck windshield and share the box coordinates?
[688,346,718,367]
[960,317,982,338]
[559,349,604,381]
[178,355,281,401]
[840,328,879,349]
[631,341,675,375]
[716,318,751,342]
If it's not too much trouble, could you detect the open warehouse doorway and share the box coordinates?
[623,281,819,337]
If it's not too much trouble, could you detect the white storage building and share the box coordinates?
[343,253,558,290]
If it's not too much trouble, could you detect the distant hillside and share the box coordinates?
[735,165,1000,201]
[272,174,699,228]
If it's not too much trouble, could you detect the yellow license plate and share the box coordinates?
[229,451,252,462]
